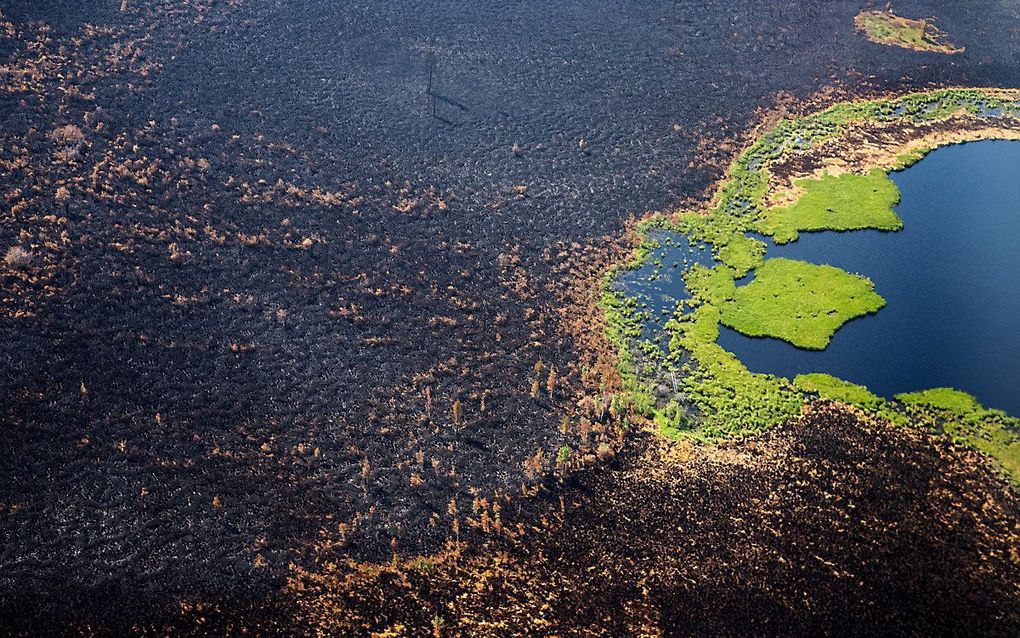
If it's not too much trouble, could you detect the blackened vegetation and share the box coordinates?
[541,405,1020,637]
[102,404,1020,636]
[1,0,1019,633]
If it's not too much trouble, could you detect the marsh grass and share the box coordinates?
[720,258,886,350]
[600,88,1020,463]
[758,170,902,244]
[794,373,884,411]
[855,10,962,54]
[898,388,1020,481]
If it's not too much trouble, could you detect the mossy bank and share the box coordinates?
[601,88,1020,482]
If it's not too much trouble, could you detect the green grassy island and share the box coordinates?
[720,258,885,350]
[758,170,902,244]
[855,9,962,54]
[601,88,1020,482]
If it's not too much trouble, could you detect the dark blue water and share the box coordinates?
[717,140,1020,413]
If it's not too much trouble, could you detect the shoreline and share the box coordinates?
[601,87,1020,480]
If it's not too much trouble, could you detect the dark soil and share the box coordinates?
[53,402,1020,637]
[1,0,1018,634]
[536,404,1020,637]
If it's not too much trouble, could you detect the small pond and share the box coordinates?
[612,231,713,346]
[718,140,1020,413]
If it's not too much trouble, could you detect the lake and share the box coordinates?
[717,140,1020,414]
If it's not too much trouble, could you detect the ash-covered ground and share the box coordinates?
[1,0,1018,634]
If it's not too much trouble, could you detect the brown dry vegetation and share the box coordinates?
[765,107,1020,206]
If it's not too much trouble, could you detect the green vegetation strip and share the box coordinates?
[897,389,1020,480]
[600,88,1020,482]
[793,374,884,412]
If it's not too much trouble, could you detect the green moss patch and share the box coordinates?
[719,258,885,350]
[855,10,962,54]
[794,373,885,411]
[758,170,902,244]
[896,387,983,413]
[897,388,1020,482]
[717,233,766,276]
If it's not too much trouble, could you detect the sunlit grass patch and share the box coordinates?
[759,170,902,244]
[855,9,962,54]
[897,388,1020,482]
[717,233,766,276]
[794,373,885,411]
[897,387,984,414]
[720,258,886,350]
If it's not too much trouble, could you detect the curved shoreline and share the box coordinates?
[602,88,1020,480]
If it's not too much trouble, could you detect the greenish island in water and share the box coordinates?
[602,88,1020,482]
[716,258,885,350]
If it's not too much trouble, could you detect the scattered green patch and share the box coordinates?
[720,258,885,350]
[601,88,1020,455]
[716,233,766,276]
[897,389,1020,482]
[855,10,962,54]
[556,445,572,464]
[758,170,902,244]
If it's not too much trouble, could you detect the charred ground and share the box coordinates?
[1,0,1019,633]
[38,403,1020,636]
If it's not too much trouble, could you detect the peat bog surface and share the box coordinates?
[1,0,1019,632]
